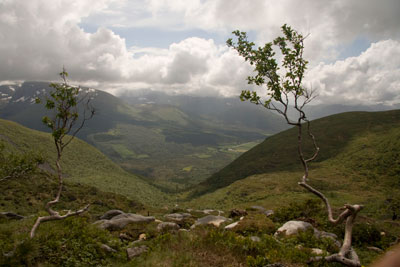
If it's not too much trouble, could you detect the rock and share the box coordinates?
[229,209,248,218]
[274,220,316,237]
[191,215,232,229]
[101,244,116,253]
[127,245,148,260]
[203,209,214,214]
[119,233,133,241]
[225,221,239,230]
[315,230,341,248]
[99,210,124,220]
[250,236,261,242]
[155,219,163,223]
[139,233,146,240]
[311,248,324,255]
[0,212,24,220]
[157,222,180,232]
[263,210,274,216]
[164,213,191,222]
[95,213,155,231]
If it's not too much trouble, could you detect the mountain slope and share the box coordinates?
[0,119,169,206]
[0,82,288,190]
[190,109,400,198]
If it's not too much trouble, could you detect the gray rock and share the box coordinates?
[263,210,274,216]
[164,213,191,222]
[315,230,341,248]
[229,209,247,218]
[274,220,316,236]
[225,221,239,230]
[250,236,261,242]
[119,233,133,241]
[95,213,155,230]
[157,222,180,232]
[0,212,24,220]
[191,215,231,229]
[99,210,124,220]
[311,248,324,255]
[100,244,116,253]
[203,209,214,214]
[127,245,148,260]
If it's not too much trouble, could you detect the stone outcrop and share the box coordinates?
[274,220,316,236]
[157,222,180,232]
[164,213,191,222]
[99,210,124,220]
[191,215,231,228]
[127,246,148,260]
[95,212,155,231]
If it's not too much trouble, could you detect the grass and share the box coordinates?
[190,110,400,197]
[0,119,170,206]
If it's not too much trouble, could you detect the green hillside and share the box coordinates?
[0,119,169,206]
[187,110,400,211]
[0,82,286,191]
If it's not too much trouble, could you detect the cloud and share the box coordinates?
[307,39,400,105]
[0,0,399,106]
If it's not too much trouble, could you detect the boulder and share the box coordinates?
[99,210,124,220]
[310,248,324,255]
[224,221,239,230]
[100,244,116,253]
[316,230,341,248]
[274,220,316,236]
[229,209,247,218]
[202,209,215,214]
[95,213,155,231]
[127,245,148,260]
[164,213,191,222]
[263,210,274,216]
[191,215,231,229]
[157,222,180,232]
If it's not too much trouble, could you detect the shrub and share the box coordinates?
[233,213,276,235]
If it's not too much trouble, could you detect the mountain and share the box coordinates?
[188,109,400,208]
[0,82,288,191]
[0,119,168,206]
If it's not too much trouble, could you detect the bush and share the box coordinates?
[271,199,324,224]
[233,213,276,235]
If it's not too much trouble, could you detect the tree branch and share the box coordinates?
[30,204,90,238]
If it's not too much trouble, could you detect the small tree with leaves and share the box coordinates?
[227,25,363,266]
[30,68,95,238]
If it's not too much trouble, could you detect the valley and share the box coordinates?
[0,82,287,191]
[1,84,400,266]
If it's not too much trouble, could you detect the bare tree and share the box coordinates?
[30,68,95,238]
[227,25,363,266]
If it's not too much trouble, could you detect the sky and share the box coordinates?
[0,0,399,105]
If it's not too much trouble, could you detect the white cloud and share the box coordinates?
[0,0,399,106]
[307,39,400,105]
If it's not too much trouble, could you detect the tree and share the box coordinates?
[30,68,95,238]
[227,25,363,266]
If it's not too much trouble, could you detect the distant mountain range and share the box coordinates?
[0,82,287,191]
